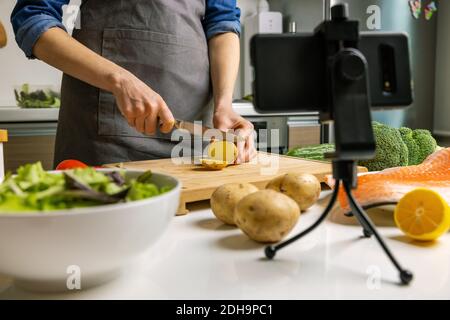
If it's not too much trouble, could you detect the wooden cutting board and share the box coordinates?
[104,152,367,215]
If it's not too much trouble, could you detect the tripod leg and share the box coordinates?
[343,183,373,238]
[345,212,354,217]
[265,180,341,259]
[343,184,413,285]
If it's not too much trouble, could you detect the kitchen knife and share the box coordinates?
[173,119,244,143]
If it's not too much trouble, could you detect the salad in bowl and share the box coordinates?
[0,162,180,292]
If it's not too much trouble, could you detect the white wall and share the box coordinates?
[235,0,260,99]
[270,0,325,32]
[239,0,261,19]
[434,0,450,136]
[0,1,62,107]
[0,0,259,107]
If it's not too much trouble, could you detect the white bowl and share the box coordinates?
[0,170,180,292]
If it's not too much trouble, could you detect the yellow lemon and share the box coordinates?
[394,188,450,241]
[200,159,229,171]
[207,140,238,165]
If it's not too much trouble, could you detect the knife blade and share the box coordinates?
[173,119,244,143]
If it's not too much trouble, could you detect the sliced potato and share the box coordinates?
[234,190,300,243]
[211,183,259,225]
[200,159,228,171]
[207,140,238,164]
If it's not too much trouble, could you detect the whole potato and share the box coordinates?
[211,183,259,225]
[266,173,321,211]
[234,190,300,243]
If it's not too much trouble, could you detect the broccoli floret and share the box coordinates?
[399,127,420,165]
[359,122,408,171]
[412,129,437,163]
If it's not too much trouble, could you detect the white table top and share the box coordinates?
[0,195,449,300]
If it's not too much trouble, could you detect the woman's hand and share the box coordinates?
[213,108,257,164]
[111,70,175,135]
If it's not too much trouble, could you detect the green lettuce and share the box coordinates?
[0,163,172,213]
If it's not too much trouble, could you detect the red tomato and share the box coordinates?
[56,159,89,170]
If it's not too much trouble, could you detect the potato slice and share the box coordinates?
[200,159,229,171]
[207,140,238,164]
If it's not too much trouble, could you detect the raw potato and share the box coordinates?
[265,174,284,190]
[266,173,321,211]
[211,183,259,225]
[0,22,7,48]
[234,190,300,243]
[207,140,238,164]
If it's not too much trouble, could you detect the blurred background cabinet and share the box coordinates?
[0,122,56,171]
[287,118,321,149]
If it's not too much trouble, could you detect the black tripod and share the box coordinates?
[264,4,413,285]
[265,160,413,285]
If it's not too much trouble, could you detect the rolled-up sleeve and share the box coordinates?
[203,0,241,40]
[11,0,69,59]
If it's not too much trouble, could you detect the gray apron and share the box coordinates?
[55,0,212,166]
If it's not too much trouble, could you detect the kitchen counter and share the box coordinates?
[0,102,318,123]
[0,107,59,123]
[232,100,319,118]
[0,195,449,300]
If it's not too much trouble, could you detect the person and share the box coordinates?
[11,0,257,166]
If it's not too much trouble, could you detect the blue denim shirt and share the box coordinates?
[11,0,241,58]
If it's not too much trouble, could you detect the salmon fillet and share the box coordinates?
[327,148,450,215]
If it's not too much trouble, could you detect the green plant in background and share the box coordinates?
[14,83,60,108]
[242,94,253,102]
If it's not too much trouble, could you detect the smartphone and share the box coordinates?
[250,32,413,114]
